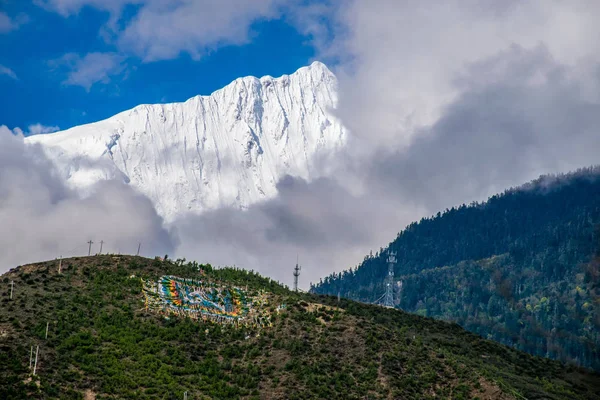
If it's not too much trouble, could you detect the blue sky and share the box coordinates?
[0,1,320,135]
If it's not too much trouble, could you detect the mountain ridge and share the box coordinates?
[25,61,345,222]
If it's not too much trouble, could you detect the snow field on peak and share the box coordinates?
[26,62,347,222]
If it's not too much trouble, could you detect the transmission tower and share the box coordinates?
[293,257,301,292]
[383,250,397,308]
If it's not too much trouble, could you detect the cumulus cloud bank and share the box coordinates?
[8,1,600,287]
[174,175,422,285]
[0,130,175,274]
[169,1,600,286]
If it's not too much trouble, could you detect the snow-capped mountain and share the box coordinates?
[26,62,346,222]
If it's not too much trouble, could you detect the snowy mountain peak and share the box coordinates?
[26,63,346,222]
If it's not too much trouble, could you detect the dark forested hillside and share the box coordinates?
[312,166,600,370]
[2,255,600,399]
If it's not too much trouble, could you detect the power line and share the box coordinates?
[373,292,386,305]
[66,242,87,254]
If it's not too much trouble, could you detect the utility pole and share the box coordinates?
[184,391,188,400]
[99,240,104,254]
[29,346,33,369]
[33,345,39,376]
[10,280,14,300]
[293,257,301,292]
[45,322,49,339]
[137,243,141,256]
[383,250,397,308]
[87,240,94,256]
[337,291,341,303]
[58,256,62,274]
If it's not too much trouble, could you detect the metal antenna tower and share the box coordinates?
[293,256,301,292]
[383,250,397,308]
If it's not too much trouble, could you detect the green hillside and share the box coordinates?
[312,167,600,370]
[1,255,599,399]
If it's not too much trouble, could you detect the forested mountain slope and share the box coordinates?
[312,166,600,371]
[2,255,599,399]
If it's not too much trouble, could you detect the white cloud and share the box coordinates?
[173,1,600,285]
[40,0,288,62]
[0,65,18,80]
[0,129,175,274]
[0,12,29,33]
[0,12,14,33]
[327,0,600,150]
[174,174,424,286]
[35,0,140,16]
[1,124,60,137]
[51,52,126,91]
[0,125,13,136]
[26,123,61,135]
[119,0,285,61]
[39,0,289,92]
[278,0,600,281]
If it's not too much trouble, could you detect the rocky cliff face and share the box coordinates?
[26,62,346,221]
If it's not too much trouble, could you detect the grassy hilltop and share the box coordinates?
[1,255,599,399]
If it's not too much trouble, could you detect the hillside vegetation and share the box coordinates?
[312,167,600,370]
[1,255,599,399]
